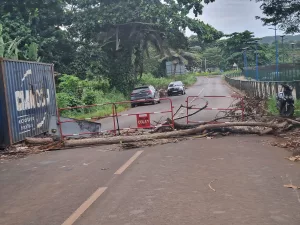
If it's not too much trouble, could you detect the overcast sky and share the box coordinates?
[187,0,284,37]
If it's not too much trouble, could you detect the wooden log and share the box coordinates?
[65,122,287,147]
[25,137,54,145]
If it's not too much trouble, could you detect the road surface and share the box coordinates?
[1,136,300,225]
[99,76,235,131]
[1,76,300,225]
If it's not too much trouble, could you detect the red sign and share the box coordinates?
[136,113,151,128]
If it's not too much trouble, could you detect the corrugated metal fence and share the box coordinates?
[0,58,57,148]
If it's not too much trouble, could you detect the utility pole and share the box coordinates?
[255,41,259,81]
[242,47,249,78]
[291,43,296,64]
[269,26,279,80]
[280,35,286,63]
[204,58,207,72]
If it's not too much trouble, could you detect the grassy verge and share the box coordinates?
[223,70,242,77]
[267,98,300,117]
[58,89,130,120]
[58,72,216,120]
[197,71,221,76]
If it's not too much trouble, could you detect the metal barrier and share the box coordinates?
[186,95,244,124]
[57,102,117,140]
[225,75,300,100]
[111,98,174,134]
[57,98,174,140]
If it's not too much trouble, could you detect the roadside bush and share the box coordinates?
[56,72,203,119]
[57,74,128,119]
[138,73,197,89]
[82,89,98,106]
[267,98,300,117]
[197,71,221,76]
[223,70,242,77]
[57,92,83,109]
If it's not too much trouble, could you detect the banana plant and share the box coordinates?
[23,42,41,62]
[4,38,22,60]
[0,23,23,60]
[28,42,40,61]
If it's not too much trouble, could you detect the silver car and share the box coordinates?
[130,85,160,107]
[167,81,186,96]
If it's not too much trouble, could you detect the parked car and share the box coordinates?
[167,81,186,96]
[130,85,160,107]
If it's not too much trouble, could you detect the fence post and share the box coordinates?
[57,108,64,141]
[264,82,268,99]
[186,97,189,124]
[275,83,279,96]
[268,82,272,98]
[294,80,300,100]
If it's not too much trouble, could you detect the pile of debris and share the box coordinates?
[1,96,300,159]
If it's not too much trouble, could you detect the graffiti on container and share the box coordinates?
[15,89,50,111]
[17,113,47,134]
[15,70,51,134]
[18,115,35,133]
[15,69,51,112]
[37,112,47,129]
[21,69,32,82]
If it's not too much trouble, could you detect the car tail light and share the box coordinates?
[147,90,152,94]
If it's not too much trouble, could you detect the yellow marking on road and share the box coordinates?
[61,187,107,225]
[114,150,144,175]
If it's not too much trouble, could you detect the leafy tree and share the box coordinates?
[218,31,272,70]
[203,47,222,69]
[0,0,71,63]
[1,0,223,94]
[255,0,300,34]
[67,0,221,92]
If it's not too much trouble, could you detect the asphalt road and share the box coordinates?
[1,136,300,225]
[99,76,235,131]
[1,76,300,225]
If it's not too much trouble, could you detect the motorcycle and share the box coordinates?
[276,84,295,117]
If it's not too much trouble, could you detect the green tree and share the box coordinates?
[0,0,223,94]
[67,0,221,92]
[203,47,222,69]
[218,31,272,70]
[255,0,300,34]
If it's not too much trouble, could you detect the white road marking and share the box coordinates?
[61,187,107,225]
[114,150,144,175]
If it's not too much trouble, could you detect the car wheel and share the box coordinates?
[131,104,136,108]
[151,100,155,105]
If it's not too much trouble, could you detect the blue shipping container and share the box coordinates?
[0,58,57,148]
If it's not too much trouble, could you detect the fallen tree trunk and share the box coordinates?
[65,122,287,147]
[169,118,204,130]
[26,137,54,145]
